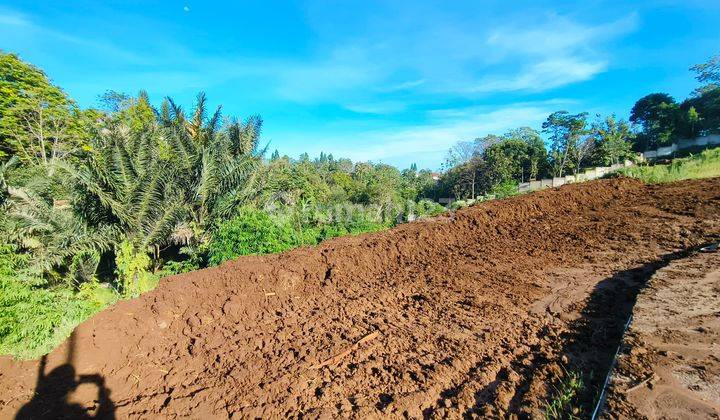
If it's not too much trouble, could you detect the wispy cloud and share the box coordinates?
[460,13,639,93]
[484,13,639,58]
[258,9,640,104]
[0,6,146,64]
[1,4,638,108]
[0,9,31,27]
[337,107,550,161]
[0,3,643,168]
[343,101,407,114]
[295,102,558,163]
[380,79,427,92]
[469,58,607,93]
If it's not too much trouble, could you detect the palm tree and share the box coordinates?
[1,91,264,289]
[67,92,264,267]
[65,121,186,264]
[2,168,116,282]
[162,93,265,252]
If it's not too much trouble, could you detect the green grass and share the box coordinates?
[618,147,720,183]
[544,369,585,420]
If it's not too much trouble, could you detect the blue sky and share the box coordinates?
[1,1,718,169]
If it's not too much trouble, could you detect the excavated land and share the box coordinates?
[1,177,720,419]
[603,248,720,419]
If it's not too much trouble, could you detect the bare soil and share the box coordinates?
[603,248,720,419]
[1,177,720,419]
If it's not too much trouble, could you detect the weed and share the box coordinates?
[544,369,584,420]
[618,147,720,183]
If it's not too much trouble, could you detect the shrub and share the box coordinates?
[449,200,470,210]
[208,206,297,265]
[490,180,520,199]
[0,244,118,359]
[160,258,201,276]
[115,240,159,298]
[414,199,446,218]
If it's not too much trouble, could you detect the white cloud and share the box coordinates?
[343,101,407,114]
[307,104,554,162]
[485,13,638,58]
[263,11,639,102]
[0,7,146,64]
[1,4,639,108]
[469,58,607,93]
[0,9,31,27]
[380,79,427,92]
[442,13,639,94]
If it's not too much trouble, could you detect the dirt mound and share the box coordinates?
[1,177,720,418]
[602,249,720,419]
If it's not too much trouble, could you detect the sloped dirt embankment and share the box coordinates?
[1,177,720,418]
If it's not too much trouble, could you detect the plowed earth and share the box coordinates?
[1,177,720,419]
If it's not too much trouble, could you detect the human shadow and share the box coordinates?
[15,332,115,419]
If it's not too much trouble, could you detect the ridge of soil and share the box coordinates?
[1,177,720,418]
[602,249,720,419]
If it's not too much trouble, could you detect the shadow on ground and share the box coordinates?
[15,333,115,419]
[559,245,709,418]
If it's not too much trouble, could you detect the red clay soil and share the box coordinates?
[1,177,720,419]
[603,249,720,419]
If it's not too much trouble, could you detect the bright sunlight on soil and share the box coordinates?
[1,177,719,418]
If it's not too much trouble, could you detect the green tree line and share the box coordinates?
[434,53,720,200]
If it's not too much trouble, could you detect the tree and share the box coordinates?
[121,91,157,136]
[0,52,77,162]
[1,164,116,281]
[681,88,720,135]
[443,135,501,168]
[503,127,548,180]
[449,157,488,199]
[64,92,264,270]
[542,111,588,177]
[9,96,73,165]
[592,115,633,165]
[570,136,595,176]
[685,106,701,138]
[690,53,719,95]
[163,93,264,253]
[98,90,131,113]
[682,53,720,135]
[629,93,679,148]
[444,140,478,168]
[484,139,528,184]
[67,121,187,266]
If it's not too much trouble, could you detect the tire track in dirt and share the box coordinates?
[1,177,720,418]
